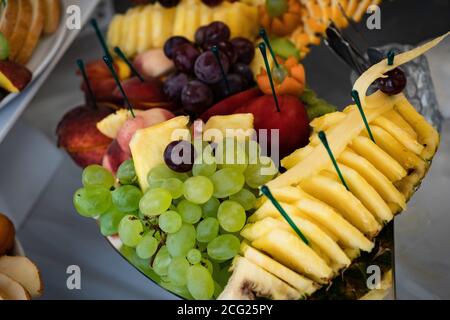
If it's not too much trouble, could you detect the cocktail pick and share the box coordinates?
[258,42,280,112]
[351,90,375,143]
[211,45,230,95]
[103,55,135,118]
[91,19,112,60]
[318,131,349,191]
[387,50,395,66]
[261,185,309,245]
[114,46,144,82]
[259,28,279,68]
[76,59,97,109]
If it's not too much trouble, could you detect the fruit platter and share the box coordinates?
[0,0,63,107]
[55,0,450,300]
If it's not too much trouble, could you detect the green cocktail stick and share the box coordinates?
[261,186,309,245]
[351,90,375,143]
[103,55,135,118]
[211,45,230,95]
[387,50,395,66]
[76,59,97,109]
[259,28,279,68]
[258,42,280,112]
[91,19,112,60]
[318,131,349,191]
[114,46,144,82]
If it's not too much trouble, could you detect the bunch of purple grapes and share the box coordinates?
[163,21,255,115]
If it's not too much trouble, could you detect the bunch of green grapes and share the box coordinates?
[73,138,277,300]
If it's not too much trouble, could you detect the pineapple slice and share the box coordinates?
[172,3,186,38]
[97,109,140,139]
[383,110,417,139]
[124,8,141,57]
[130,116,189,191]
[107,15,123,48]
[184,0,200,40]
[350,136,406,182]
[248,200,299,223]
[136,5,152,54]
[267,91,395,189]
[300,175,381,237]
[256,186,304,208]
[241,242,319,295]
[325,164,393,223]
[294,195,374,252]
[310,111,346,132]
[338,149,406,210]
[281,145,314,170]
[203,114,254,142]
[395,94,440,161]
[373,116,424,155]
[151,4,175,49]
[252,229,333,284]
[199,2,213,26]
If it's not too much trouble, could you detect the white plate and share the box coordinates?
[0,1,68,110]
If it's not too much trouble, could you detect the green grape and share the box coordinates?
[166,224,196,257]
[82,165,115,188]
[229,189,257,211]
[202,197,220,218]
[207,234,240,261]
[158,210,182,234]
[183,176,214,204]
[244,156,278,188]
[177,200,202,224]
[217,200,246,232]
[192,147,217,177]
[117,159,137,185]
[139,188,172,216]
[201,257,214,275]
[118,215,144,247]
[186,264,214,300]
[149,178,184,199]
[112,185,142,213]
[147,164,188,186]
[168,257,190,286]
[135,233,158,259]
[210,168,245,198]
[153,246,171,276]
[99,206,126,236]
[245,139,261,164]
[187,249,202,264]
[215,138,248,172]
[196,217,219,243]
[73,186,112,217]
[197,242,208,252]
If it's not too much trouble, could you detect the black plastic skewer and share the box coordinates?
[76,59,97,109]
[211,45,230,95]
[114,46,144,82]
[318,131,349,191]
[258,42,280,113]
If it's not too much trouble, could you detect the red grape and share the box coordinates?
[195,26,208,46]
[163,73,189,103]
[203,41,237,64]
[164,36,191,59]
[212,73,244,101]
[164,140,196,172]
[201,0,223,6]
[203,21,231,44]
[181,80,214,114]
[194,51,230,84]
[159,0,181,8]
[173,43,201,73]
[231,63,254,88]
[231,37,255,64]
[377,68,406,95]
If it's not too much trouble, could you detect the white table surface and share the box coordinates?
[2,25,449,299]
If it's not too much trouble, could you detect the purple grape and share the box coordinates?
[194,26,208,47]
[231,63,254,88]
[163,36,191,59]
[377,68,407,95]
[212,73,244,101]
[231,37,255,64]
[203,41,237,64]
[163,73,189,102]
[164,140,196,172]
[159,0,181,8]
[181,80,214,114]
[203,21,231,44]
[173,43,201,73]
[194,51,230,84]
[201,0,223,6]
